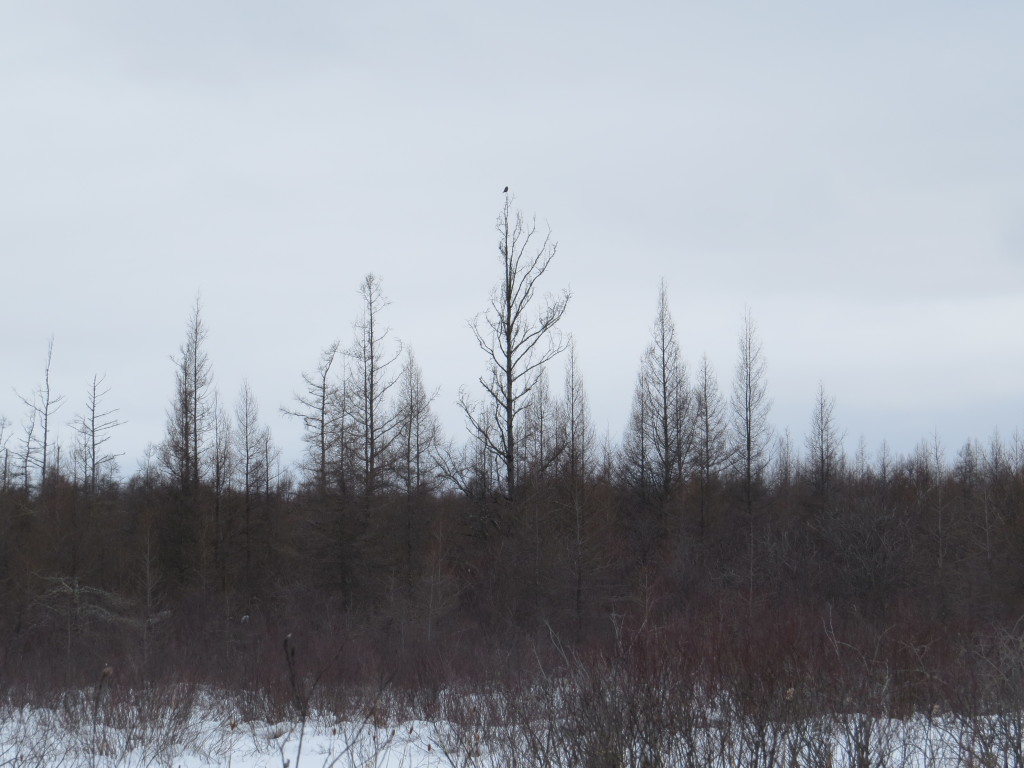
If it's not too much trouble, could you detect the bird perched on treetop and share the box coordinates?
[502,186,509,193]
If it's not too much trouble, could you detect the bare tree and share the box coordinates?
[390,349,442,595]
[692,354,729,536]
[284,341,341,496]
[437,401,500,499]
[236,381,268,498]
[556,337,601,632]
[730,307,773,516]
[805,381,844,500]
[260,427,280,498]
[15,407,37,492]
[392,349,441,496]
[210,393,234,498]
[730,308,772,618]
[917,430,955,610]
[209,393,234,588]
[620,281,691,505]
[161,297,213,495]
[620,368,653,503]
[877,440,893,486]
[16,337,66,488]
[853,435,871,481]
[235,380,270,591]
[557,337,594,489]
[460,196,570,499]
[518,368,562,484]
[159,297,214,585]
[346,274,402,496]
[72,374,123,494]
[0,416,12,492]
[773,427,797,491]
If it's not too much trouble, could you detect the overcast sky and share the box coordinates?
[2,1,1022,477]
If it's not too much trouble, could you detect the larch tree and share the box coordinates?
[16,408,37,493]
[72,374,122,494]
[621,281,691,505]
[730,307,773,517]
[518,368,561,485]
[392,349,441,496]
[853,435,871,481]
[805,381,844,501]
[0,416,12,492]
[773,427,796,492]
[557,337,594,489]
[729,308,772,618]
[235,380,270,591]
[159,297,214,585]
[235,381,269,501]
[210,393,234,499]
[877,440,893,486]
[162,297,213,496]
[209,393,234,588]
[346,274,402,496]
[17,337,66,489]
[260,428,280,498]
[284,341,341,496]
[460,194,570,499]
[620,369,653,502]
[555,337,600,632]
[392,349,441,595]
[692,354,729,536]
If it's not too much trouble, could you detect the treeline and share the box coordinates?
[1,200,1023,708]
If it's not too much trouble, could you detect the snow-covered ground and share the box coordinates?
[2,693,1021,767]
[0,705,463,768]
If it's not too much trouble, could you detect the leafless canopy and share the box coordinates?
[460,196,570,498]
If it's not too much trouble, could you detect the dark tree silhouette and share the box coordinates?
[805,381,844,502]
[16,337,65,489]
[692,354,729,537]
[346,274,402,496]
[161,297,212,496]
[730,307,772,517]
[621,281,691,507]
[460,196,570,499]
[284,341,341,496]
[72,374,122,494]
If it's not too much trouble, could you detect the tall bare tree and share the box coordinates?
[392,349,441,496]
[730,307,773,517]
[17,337,66,488]
[207,392,234,590]
[730,308,772,618]
[621,281,691,505]
[391,349,441,595]
[236,381,269,499]
[72,374,122,494]
[805,381,844,500]
[692,354,729,536]
[0,416,12,492]
[162,297,213,495]
[235,380,270,591]
[557,337,594,489]
[460,196,570,499]
[15,406,38,492]
[159,297,214,585]
[284,341,342,496]
[555,337,601,631]
[346,274,402,496]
